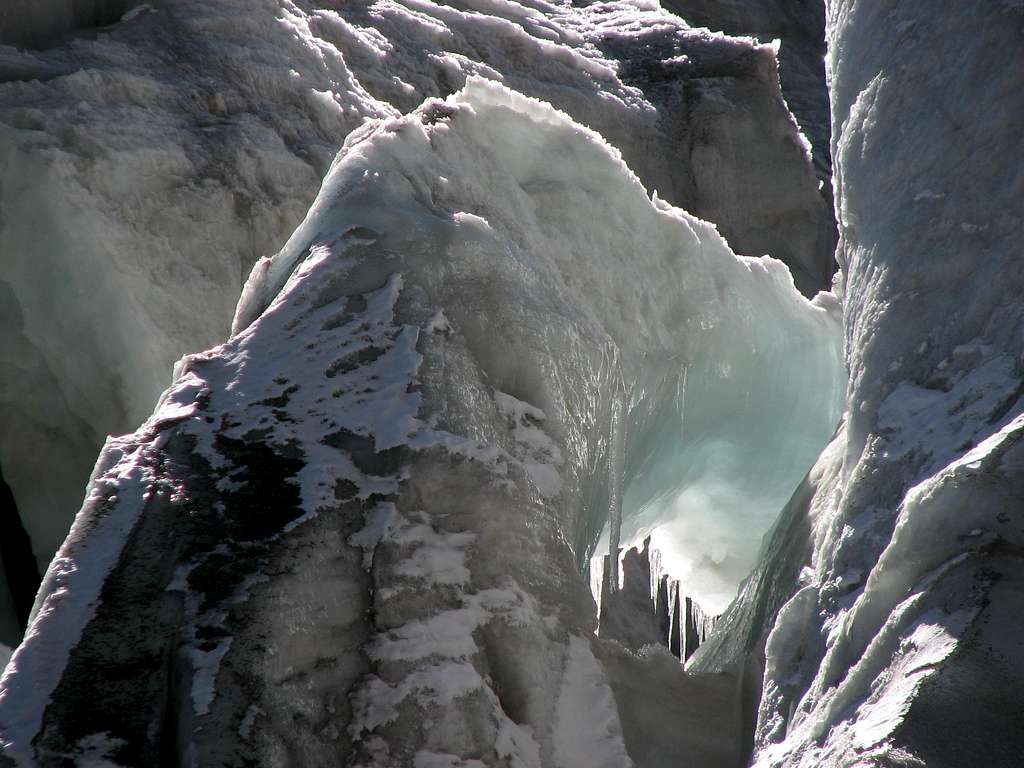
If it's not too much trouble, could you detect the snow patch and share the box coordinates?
[554,636,634,768]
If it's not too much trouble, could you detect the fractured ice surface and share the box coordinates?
[0,0,832,606]
[690,3,1024,766]
[595,537,719,661]
[0,78,838,765]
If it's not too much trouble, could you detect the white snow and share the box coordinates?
[0,386,199,764]
[554,636,634,768]
[494,391,565,499]
[389,519,475,587]
[848,608,972,751]
[351,660,488,733]
[189,640,233,717]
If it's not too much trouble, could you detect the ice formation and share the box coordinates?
[4,0,1020,765]
[690,2,1024,766]
[0,0,832,649]
[660,0,831,187]
[0,1,136,48]
[595,537,720,661]
[233,77,844,614]
[0,76,840,765]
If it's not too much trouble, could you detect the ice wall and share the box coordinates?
[0,0,135,49]
[0,0,833,634]
[663,0,831,187]
[235,75,845,613]
[0,1,357,584]
[596,280,843,613]
[0,78,839,765]
[693,3,1024,766]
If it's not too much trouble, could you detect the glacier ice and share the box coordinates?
[2,0,1021,765]
[0,0,136,48]
[595,537,720,661]
[661,0,831,186]
[0,76,841,765]
[0,0,833,622]
[689,3,1024,766]
[596,285,844,614]
[234,76,846,614]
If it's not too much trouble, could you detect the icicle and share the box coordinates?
[606,384,626,593]
[676,365,688,439]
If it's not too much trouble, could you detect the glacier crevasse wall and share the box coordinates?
[692,3,1024,766]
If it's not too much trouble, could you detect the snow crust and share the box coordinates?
[0,415,193,762]
[553,637,634,768]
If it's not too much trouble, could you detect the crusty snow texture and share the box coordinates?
[0,78,838,766]
[690,3,1024,767]
[0,0,832,609]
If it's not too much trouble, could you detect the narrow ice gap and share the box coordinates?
[593,304,845,616]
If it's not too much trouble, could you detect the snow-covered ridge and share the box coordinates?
[1,75,839,765]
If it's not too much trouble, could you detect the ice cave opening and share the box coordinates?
[590,326,846,621]
[585,300,846,655]
[580,223,846,634]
